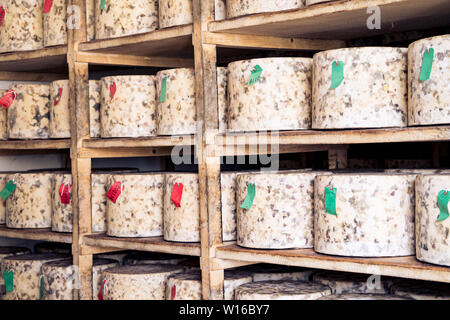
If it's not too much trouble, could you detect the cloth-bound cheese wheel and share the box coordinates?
[226,0,303,19]
[408,35,450,126]
[0,90,7,140]
[102,264,184,300]
[41,259,75,300]
[106,173,165,237]
[43,0,67,47]
[6,173,54,229]
[312,47,408,129]
[164,173,200,242]
[34,242,71,255]
[235,280,332,300]
[92,258,119,300]
[318,294,411,300]
[227,58,312,132]
[100,76,157,138]
[390,280,450,300]
[52,173,73,233]
[314,173,416,257]
[1,253,68,300]
[159,0,193,29]
[49,80,70,138]
[95,0,158,40]
[236,264,315,282]
[0,0,44,53]
[7,83,50,140]
[123,252,189,266]
[89,80,101,138]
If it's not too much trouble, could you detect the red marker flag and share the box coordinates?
[171,183,183,207]
[0,90,16,109]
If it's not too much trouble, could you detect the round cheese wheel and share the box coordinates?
[317,293,411,300]
[215,0,226,20]
[92,258,119,300]
[0,90,7,140]
[0,173,8,223]
[226,0,303,19]
[89,80,101,138]
[43,0,67,47]
[312,271,393,294]
[237,264,315,282]
[159,0,193,29]
[49,80,70,138]
[41,259,75,300]
[91,173,109,233]
[390,279,450,300]
[52,173,73,233]
[86,0,95,41]
[217,67,228,133]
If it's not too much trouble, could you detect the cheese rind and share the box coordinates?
[49,80,71,138]
[317,294,411,300]
[159,0,193,29]
[89,80,101,138]
[52,173,73,233]
[0,90,7,140]
[312,271,392,294]
[92,258,119,300]
[43,0,67,47]
[217,67,228,133]
[226,0,303,19]
[41,259,75,300]
[390,279,450,300]
[86,0,95,41]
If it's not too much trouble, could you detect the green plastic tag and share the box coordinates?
[0,180,16,201]
[160,76,167,103]
[329,61,344,89]
[248,65,263,85]
[100,0,106,10]
[40,276,45,299]
[3,270,13,293]
[240,183,256,210]
[437,190,450,221]
[419,48,434,82]
[324,187,337,216]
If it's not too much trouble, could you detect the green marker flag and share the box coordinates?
[160,76,167,103]
[240,183,256,210]
[100,0,106,11]
[248,65,263,85]
[419,48,434,82]
[324,187,337,216]
[40,276,45,299]
[437,190,450,221]
[329,61,344,89]
[0,180,16,201]
[3,270,13,293]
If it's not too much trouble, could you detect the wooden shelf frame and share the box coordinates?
[0,45,68,72]
[0,225,72,244]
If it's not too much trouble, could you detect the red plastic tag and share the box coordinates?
[0,7,5,26]
[59,183,71,204]
[53,88,63,106]
[171,183,183,207]
[0,90,16,109]
[107,181,123,203]
[43,0,53,13]
[110,82,116,100]
[97,280,106,300]
[171,284,176,300]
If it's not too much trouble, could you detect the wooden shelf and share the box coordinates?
[0,139,71,151]
[215,244,450,284]
[0,225,72,243]
[83,234,201,257]
[209,0,450,40]
[0,46,68,72]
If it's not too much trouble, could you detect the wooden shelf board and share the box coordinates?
[216,244,450,283]
[0,225,72,243]
[83,234,201,257]
[0,46,68,72]
[209,0,450,40]
[0,139,71,151]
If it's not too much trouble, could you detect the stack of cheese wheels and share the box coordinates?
[0,173,8,223]
[6,173,54,229]
[100,76,157,138]
[123,252,188,266]
[159,0,193,28]
[164,173,200,242]
[156,68,196,135]
[86,0,95,41]
[217,67,228,133]
[0,90,7,140]
[390,280,450,300]
[92,258,120,300]
[41,259,75,300]
[34,242,71,255]
[43,0,67,47]
[7,83,50,139]
[95,0,158,40]
[215,0,226,20]
[408,35,450,125]
[238,264,315,282]
[95,251,132,265]
[101,264,183,300]
[314,173,416,257]
[49,80,70,138]
[1,253,67,300]
[0,0,44,53]
[236,171,328,249]
[227,58,312,132]
[415,174,450,267]
[51,173,73,233]
[89,80,101,138]
[235,280,332,300]
[226,0,303,18]
[318,294,411,300]
[312,47,408,129]
[0,247,31,295]
[312,271,393,294]
[106,173,165,237]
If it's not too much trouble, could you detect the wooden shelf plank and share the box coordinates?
[209,0,450,40]
[0,225,72,243]
[83,234,201,257]
[0,46,68,72]
[0,139,71,150]
[216,244,450,283]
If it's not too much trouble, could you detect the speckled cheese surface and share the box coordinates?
[235,280,332,300]
[217,67,228,134]
[0,247,31,295]
[1,254,67,300]
[95,0,158,40]
[0,0,44,53]
[41,259,75,300]
[92,258,119,300]
[0,90,7,140]
[34,242,71,255]
[408,35,450,125]
[220,172,239,241]
[106,173,165,237]
[239,264,315,282]
[52,173,73,233]
[314,174,416,257]
[91,173,109,233]
[159,0,193,29]
[228,58,312,132]
[102,264,184,300]
[236,171,328,249]
[223,271,253,300]
[43,0,67,47]
[226,0,303,19]
[123,252,188,266]
[7,83,50,140]
[312,47,408,129]
[390,280,450,300]
[0,174,8,224]
[86,0,95,41]
[215,0,226,20]
[6,173,54,229]
[163,173,200,242]
[49,80,71,138]
[89,80,101,138]
[318,294,410,300]
[312,271,391,294]
[100,76,157,138]
[156,68,196,135]
[415,174,450,267]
